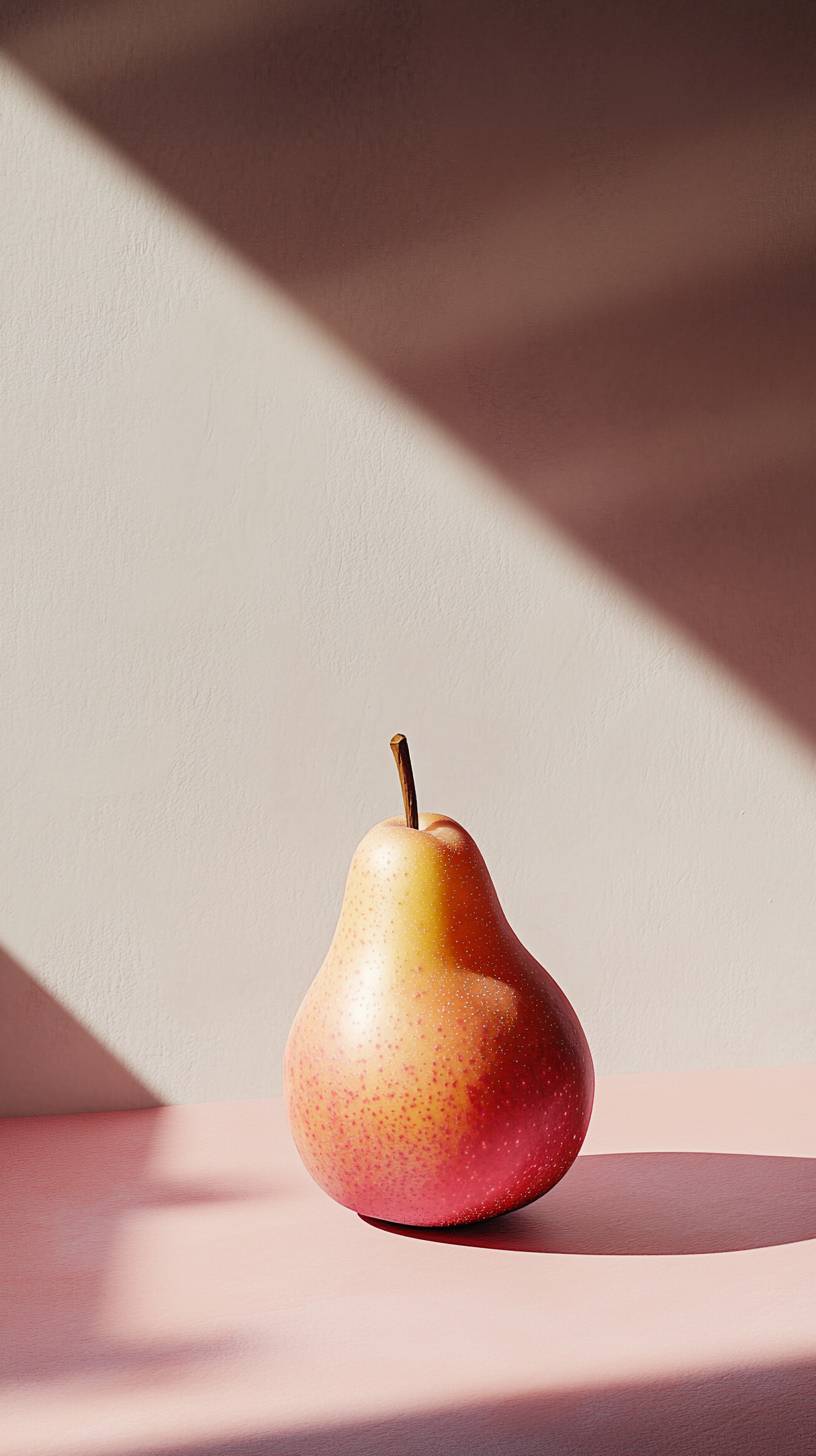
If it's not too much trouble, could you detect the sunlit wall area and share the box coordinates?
[2,52,814,1111]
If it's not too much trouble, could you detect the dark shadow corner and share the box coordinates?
[0,940,160,1116]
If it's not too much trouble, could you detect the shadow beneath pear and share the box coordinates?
[364,1151,816,1255]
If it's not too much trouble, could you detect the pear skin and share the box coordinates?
[285,809,594,1227]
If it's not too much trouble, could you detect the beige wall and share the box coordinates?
[2,62,815,1112]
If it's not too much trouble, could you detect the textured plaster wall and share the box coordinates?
[2,66,815,1111]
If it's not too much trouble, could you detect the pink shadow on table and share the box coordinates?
[0,1100,275,1385]
[365,1151,816,1255]
[90,1358,816,1456]
[0,945,277,1384]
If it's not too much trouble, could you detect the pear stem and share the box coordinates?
[390,734,419,829]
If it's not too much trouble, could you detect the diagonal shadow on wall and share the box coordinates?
[3,0,816,738]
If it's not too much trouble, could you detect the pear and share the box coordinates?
[285,736,594,1227]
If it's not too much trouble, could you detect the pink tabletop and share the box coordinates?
[1,1066,814,1456]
